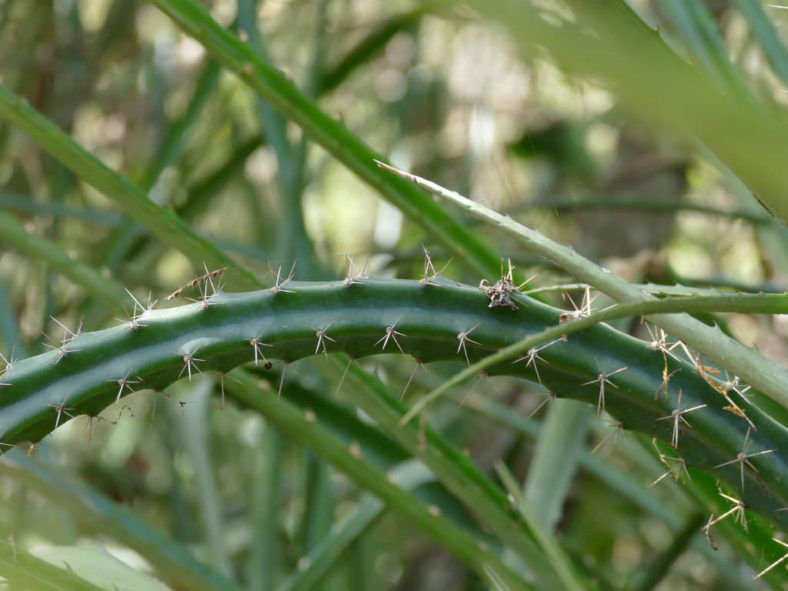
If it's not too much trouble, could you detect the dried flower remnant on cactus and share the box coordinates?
[478,259,531,310]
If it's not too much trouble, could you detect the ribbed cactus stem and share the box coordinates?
[0,279,784,523]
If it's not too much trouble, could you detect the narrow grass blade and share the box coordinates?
[734,0,788,85]
[495,463,587,591]
[1,453,244,591]
[465,0,788,226]
[631,513,707,591]
[174,379,234,577]
[0,538,105,591]
[317,10,425,95]
[334,356,589,590]
[148,0,503,278]
[0,210,127,306]
[523,399,592,533]
[277,460,434,591]
[0,83,260,290]
[247,423,284,591]
[657,0,748,95]
[224,368,534,591]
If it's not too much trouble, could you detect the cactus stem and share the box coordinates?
[419,245,451,286]
[250,330,273,367]
[0,350,14,373]
[343,253,369,286]
[560,286,596,323]
[645,323,683,363]
[513,346,547,384]
[44,316,83,363]
[651,447,690,487]
[704,490,748,535]
[754,538,788,579]
[655,364,680,400]
[123,288,156,329]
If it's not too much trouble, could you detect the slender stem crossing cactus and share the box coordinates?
[1,279,785,526]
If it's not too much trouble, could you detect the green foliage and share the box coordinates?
[0,1,786,589]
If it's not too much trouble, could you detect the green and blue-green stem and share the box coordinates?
[0,280,785,525]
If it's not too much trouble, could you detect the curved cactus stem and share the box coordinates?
[0,279,784,526]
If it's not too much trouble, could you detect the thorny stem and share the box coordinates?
[374,160,788,411]
[312,322,337,355]
[250,330,273,367]
[398,288,785,425]
[420,245,452,286]
[179,352,204,382]
[343,254,369,286]
[110,372,142,404]
[651,440,690,487]
[0,280,784,524]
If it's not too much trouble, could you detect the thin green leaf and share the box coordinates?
[0,210,128,307]
[147,0,503,278]
[0,82,260,290]
[174,379,234,577]
[464,0,788,226]
[277,460,434,591]
[224,368,534,591]
[247,423,284,591]
[734,0,788,85]
[1,453,244,591]
[0,539,106,591]
[523,399,592,533]
[333,356,576,590]
[495,463,588,591]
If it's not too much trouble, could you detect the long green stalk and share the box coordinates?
[0,280,783,524]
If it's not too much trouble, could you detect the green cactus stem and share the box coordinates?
[0,279,784,525]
